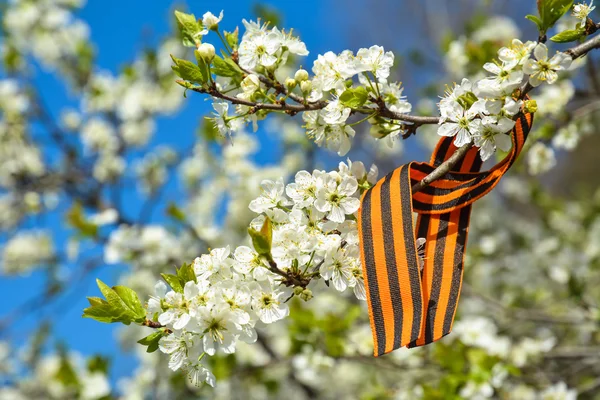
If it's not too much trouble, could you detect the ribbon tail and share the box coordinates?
[358,165,424,356]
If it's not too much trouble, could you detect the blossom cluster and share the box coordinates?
[437,41,572,161]
[0,80,46,188]
[147,251,291,387]
[2,0,90,75]
[142,160,375,387]
[195,11,411,156]
[248,160,379,297]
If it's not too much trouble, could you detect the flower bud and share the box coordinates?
[300,80,312,94]
[524,99,538,114]
[285,77,297,90]
[294,68,309,82]
[300,288,313,301]
[197,43,215,63]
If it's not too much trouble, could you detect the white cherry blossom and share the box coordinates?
[314,175,360,223]
[523,44,572,87]
[238,32,282,70]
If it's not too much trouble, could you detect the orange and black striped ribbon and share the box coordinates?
[358,111,534,356]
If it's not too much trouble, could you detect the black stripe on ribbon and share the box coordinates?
[361,189,386,356]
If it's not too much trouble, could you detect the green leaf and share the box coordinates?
[171,55,208,84]
[161,273,184,293]
[55,354,80,388]
[96,280,135,317]
[66,202,98,238]
[526,14,544,31]
[87,297,107,307]
[176,263,197,284]
[211,55,244,78]
[137,331,166,353]
[166,202,186,222]
[87,355,110,374]
[83,303,129,324]
[339,87,369,108]
[174,10,202,47]
[113,286,146,321]
[550,28,586,43]
[224,28,239,50]
[538,0,574,32]
[83,280,146,325]
[248,217,273,256]
[456,91,478,110]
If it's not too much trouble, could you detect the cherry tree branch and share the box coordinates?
[567,33,600,59]
[187,32,600,292]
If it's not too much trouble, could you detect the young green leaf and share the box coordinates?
[538,0,575,32]
[174,10,202,47]
[166,202,186,222]
[525,14,544,32]
[87,296,107,307]
[248,217,273,256]
[176,262,197,284]
[171,55,208,84]
[550,28,586,43]
[211,55,244,78]
[137,330,166,353]
[83,302,132,324]
[339,87,369,108]
[113,285,146,321]
[224,28,239,50]
[161,273,184,293]
[82,280,146,325]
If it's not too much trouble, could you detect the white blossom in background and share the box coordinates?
[472,16,520,44]
[3,0,90,71]
[105,225,199,271]
[81,118,118,154]
[535,80,575,117]
[527,142,557,175]
[0,80,30,114]
[540,382,578,400]
[1,231,55,275]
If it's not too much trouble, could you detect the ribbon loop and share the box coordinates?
[358,110,534,356]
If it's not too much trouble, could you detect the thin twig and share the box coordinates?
[566,33,600,59]
[411,143,472,193]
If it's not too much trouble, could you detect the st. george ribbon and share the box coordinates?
[357,106,534,356]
